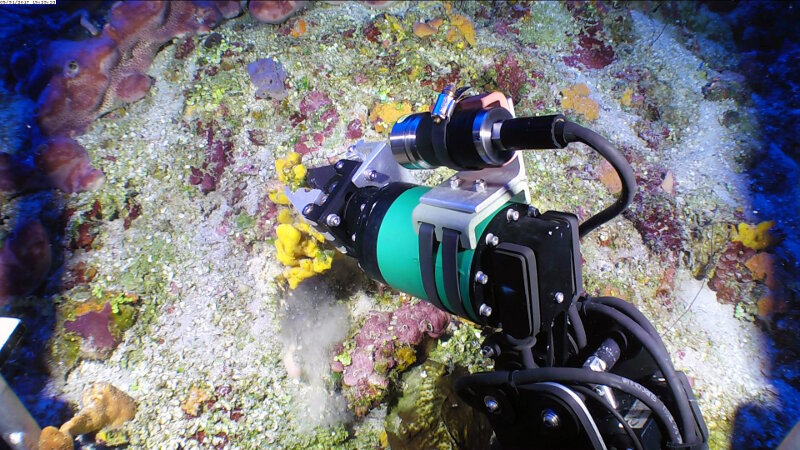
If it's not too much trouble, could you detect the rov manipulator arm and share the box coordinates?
[285,88,707,450]
[452,115,708,449]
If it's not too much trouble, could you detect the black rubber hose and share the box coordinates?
[559,121,637,238]
[588,296,670,359]
[568,303,588,350]
[582,302,694,443]
[511,367,682,445]
[570,385,645,450]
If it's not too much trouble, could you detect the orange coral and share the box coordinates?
[732,221,777,250]
[745,252,780,290]
[447,14,476,46]
[290,18,307,37]
[561,83,599,122]
[369,101,413,133]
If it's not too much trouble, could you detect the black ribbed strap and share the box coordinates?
[419,223,445,312]
[442,228,467,318]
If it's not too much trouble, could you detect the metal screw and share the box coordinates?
[360,203,366,212]
[479,303,493,317]
[555,292,564,303]
[484,396,500,413]
[450,176,462,189]
[485,233,500,246]
[335,160,345,171]
[475,271,489,285]
[302,204,315,216]
[7,432,24,445]
[506,209,520,222]
[595,385,606,396]
[542,409,560,429]
[480,346,495,358]
[474,178,486,192]
[320,194,329,204]
[351,233,357,242]
[528,206,540,217]
[365,169,378,181]
[328,181,338,192]
[326,214,341,227]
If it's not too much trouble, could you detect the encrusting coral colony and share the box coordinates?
[0,1,797,449]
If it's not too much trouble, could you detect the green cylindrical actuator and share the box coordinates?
[373,186,497,322]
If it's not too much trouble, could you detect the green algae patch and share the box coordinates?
[385,360,492,450]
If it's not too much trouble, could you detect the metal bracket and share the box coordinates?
[350,140,417,188]
[285,141,416,252]
[412,153,530,249]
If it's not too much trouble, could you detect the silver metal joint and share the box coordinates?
[432,86,456,124]
[584,355,608,373]
[485,233,500,246]
[475,271,489,285]
[474,178,486,192]
[302,204,315,216]
[479,303,493,317]
[506,209,520,222]
[542,409,560,429]
[365,169,378,181]
[480,346,495,358]
[326,214,341,227]
[555,292,564,303]
[449,176,462,189]
[484,396,500,413]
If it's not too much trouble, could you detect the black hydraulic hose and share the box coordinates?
[570,385,645,450]
[560,121,637,238]
[568,303,588,350]
[589,296,670,359]
[511,367,682,445]
[582,302,694,444]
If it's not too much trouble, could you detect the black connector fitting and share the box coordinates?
[498,114,568,150]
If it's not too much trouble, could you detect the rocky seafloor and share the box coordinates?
[1,1,799,449]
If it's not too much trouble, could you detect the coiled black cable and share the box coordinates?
[510,367,682,445]
[570,384,645,450]
[581,301,694,444]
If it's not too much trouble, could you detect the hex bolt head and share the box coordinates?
[507,209,520,222]
[555,292,564,303]
[475,271,489,285]
[484,396,501,413]
[450,176,462,189]
[528,206,541,217]
[542,409,560,429]
[480,346,495,358]
[485,233,500,246]
[479,303,493,317]
[474,178,487,192]
[302,204,315,216]
[326,214,341,227]
[365,169,378,181]
[335,160,346,171]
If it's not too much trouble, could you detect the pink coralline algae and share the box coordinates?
[0,221,52,305]
[35,136,105,194]
[64,303,117,356]
[249,0,308,24]
[335,301,450,415]
[292,91,339,154]
[563,25,616,70]
[189,121,234,194]
[495,53,531,101]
